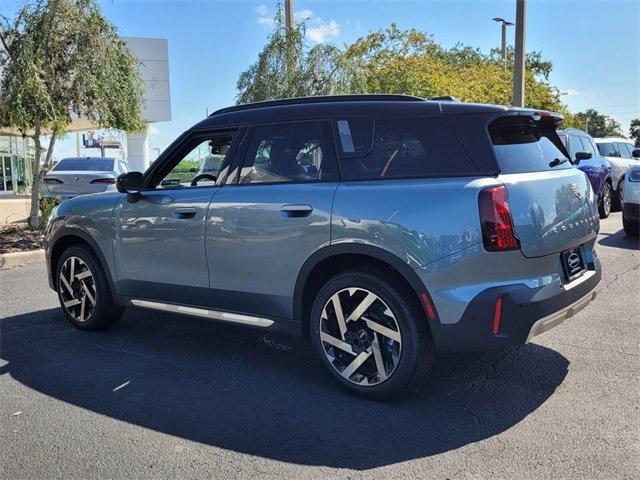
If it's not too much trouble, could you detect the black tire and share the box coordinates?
[56,245,124,330]
[623,216,639,237]
[613,179,624,212]
[598,181,612,219]
[310,269,435,400]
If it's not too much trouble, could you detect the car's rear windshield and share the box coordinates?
[489,118,571,173]
[53,159,114,171]
[333,116,478,179]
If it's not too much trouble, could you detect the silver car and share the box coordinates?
[42,157,131,200]
[44,96,602,399]
[594,137,640,208]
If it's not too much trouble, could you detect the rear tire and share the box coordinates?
[56,245,124,330]
[598,182,612,219]
[623,216,639,237]
[310,270,435,400]
[613,179,624,212]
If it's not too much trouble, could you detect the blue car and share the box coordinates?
[558,128,612,218]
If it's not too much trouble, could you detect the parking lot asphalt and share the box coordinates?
[1,212,639,480]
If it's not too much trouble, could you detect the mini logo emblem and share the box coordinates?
[74,176,80,182]
[567,252,581,270]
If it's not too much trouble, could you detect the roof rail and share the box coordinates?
[430,95,460,102]
[210,94,425,116]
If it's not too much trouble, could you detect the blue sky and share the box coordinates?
[2,0,639,160]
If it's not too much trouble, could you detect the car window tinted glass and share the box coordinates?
[578,136,596,156]
[597,142,619,157]
[239,122,334,184]
[336,118,374,156]
[569,135,583,160]
[336,117,477,179]
[54,159,114,171]
[490,119,571,173]
[616,143,632,158]
[160,135,234,188]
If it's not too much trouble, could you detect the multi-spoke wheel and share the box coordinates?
[59,256,97,323]
[56,245,123,330]
[598,182,611,219]
[311,270,435,399]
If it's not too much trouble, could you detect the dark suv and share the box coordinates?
[45,95,601,398]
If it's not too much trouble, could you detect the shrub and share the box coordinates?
[39,197,61,230]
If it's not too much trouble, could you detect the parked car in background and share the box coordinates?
[623,165,640,237]
[42,157,131,200]
[45,96,601,399]
[594,137,640,209]
[558,128,612,218]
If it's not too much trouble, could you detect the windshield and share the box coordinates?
[53,159,114,172]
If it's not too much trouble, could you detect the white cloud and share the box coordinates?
[295,9,314,21]
[148,125,160,135]
[307,18,340,43]
[564,89,581,97]
[256,4,273,27]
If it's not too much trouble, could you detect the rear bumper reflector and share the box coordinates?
[492,296,503,335]
[420,293,437,322]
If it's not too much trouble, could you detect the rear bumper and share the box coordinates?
[623,202,639,222]
[430,265,601,352]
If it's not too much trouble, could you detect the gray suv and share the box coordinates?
[45,95,602,399]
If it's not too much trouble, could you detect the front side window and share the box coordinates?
[238,122,336,184]
[569,135,583,159]
[579,137,596,156]
[159,134,235,188]
[335,117,477,180]
[597,142,619,157]
[616,142,633,159]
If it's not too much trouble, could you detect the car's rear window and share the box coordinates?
[490,118,571,173]
[334,117,478,179]
[53,159,114,171]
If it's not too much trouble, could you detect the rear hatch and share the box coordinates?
[489,113,598,257]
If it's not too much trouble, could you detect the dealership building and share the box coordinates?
[0,37,170,222]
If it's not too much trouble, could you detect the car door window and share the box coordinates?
[569,135,583,160]
[616,143,632,159]
[597,142,619,157]
[579,137,596,156]
[157,133,236,188]
[238,122,337,184]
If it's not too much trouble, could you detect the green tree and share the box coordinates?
[0,0,145,228]
[236,2,346,104]
[573,109,623,138]
[629,118,640,147]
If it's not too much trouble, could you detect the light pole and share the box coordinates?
[512,0,526,107]
[492,17,514,68]
[285,0,295,32]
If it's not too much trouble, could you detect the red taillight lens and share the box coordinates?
[43,178,63,184]
[478,185,520,251]
[90,178,116,184]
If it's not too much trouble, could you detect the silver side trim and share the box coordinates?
[130,299,274,328]
[526,287,598,342]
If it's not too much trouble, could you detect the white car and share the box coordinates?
[623,165,640,237]
[594,137,640,209]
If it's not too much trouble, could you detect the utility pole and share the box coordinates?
[512,0,526,107]
[492,17,514,69]
[285,0,295,32]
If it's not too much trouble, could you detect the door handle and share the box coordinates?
[172,207,197,219]
[280,204,313,218]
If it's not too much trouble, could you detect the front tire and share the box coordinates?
[613,179,624,211]
[310,270,435,399]
[56,245,124,330]
[598,181,612,219]
[623,216,639,237]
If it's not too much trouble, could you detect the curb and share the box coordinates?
[0,249,45,270]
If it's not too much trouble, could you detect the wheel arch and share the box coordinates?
[294,244,439,338]
[49,228,115,293]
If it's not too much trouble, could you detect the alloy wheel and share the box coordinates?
[319,287,402,386]
[59,256,97,322]
[603,184,611,216]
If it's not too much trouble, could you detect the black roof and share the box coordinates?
[194,95,559,130]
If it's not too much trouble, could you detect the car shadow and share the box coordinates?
[1,307,569,470]
[598,227,639,250]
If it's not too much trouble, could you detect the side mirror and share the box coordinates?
[116,171,144,194]
[574,151,592,163]
[632,148,640,158]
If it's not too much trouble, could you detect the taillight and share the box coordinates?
[478,185,520,251]
[90,178,116,184]
[43,178,63,184]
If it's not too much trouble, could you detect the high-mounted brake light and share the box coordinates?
[90,178,117,184]
[43,178,63,184]
[478,185,520,251]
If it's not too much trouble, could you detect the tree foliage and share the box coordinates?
[629,118,640,147]
[236,3,347,104]
[570,109,623,138]
[0,0,145,228]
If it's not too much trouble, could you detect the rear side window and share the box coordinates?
[334,117,477,180]
[616,143,633,158]
[597,142,619,157]
[53,159,114,171]
[490,118,571,173]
